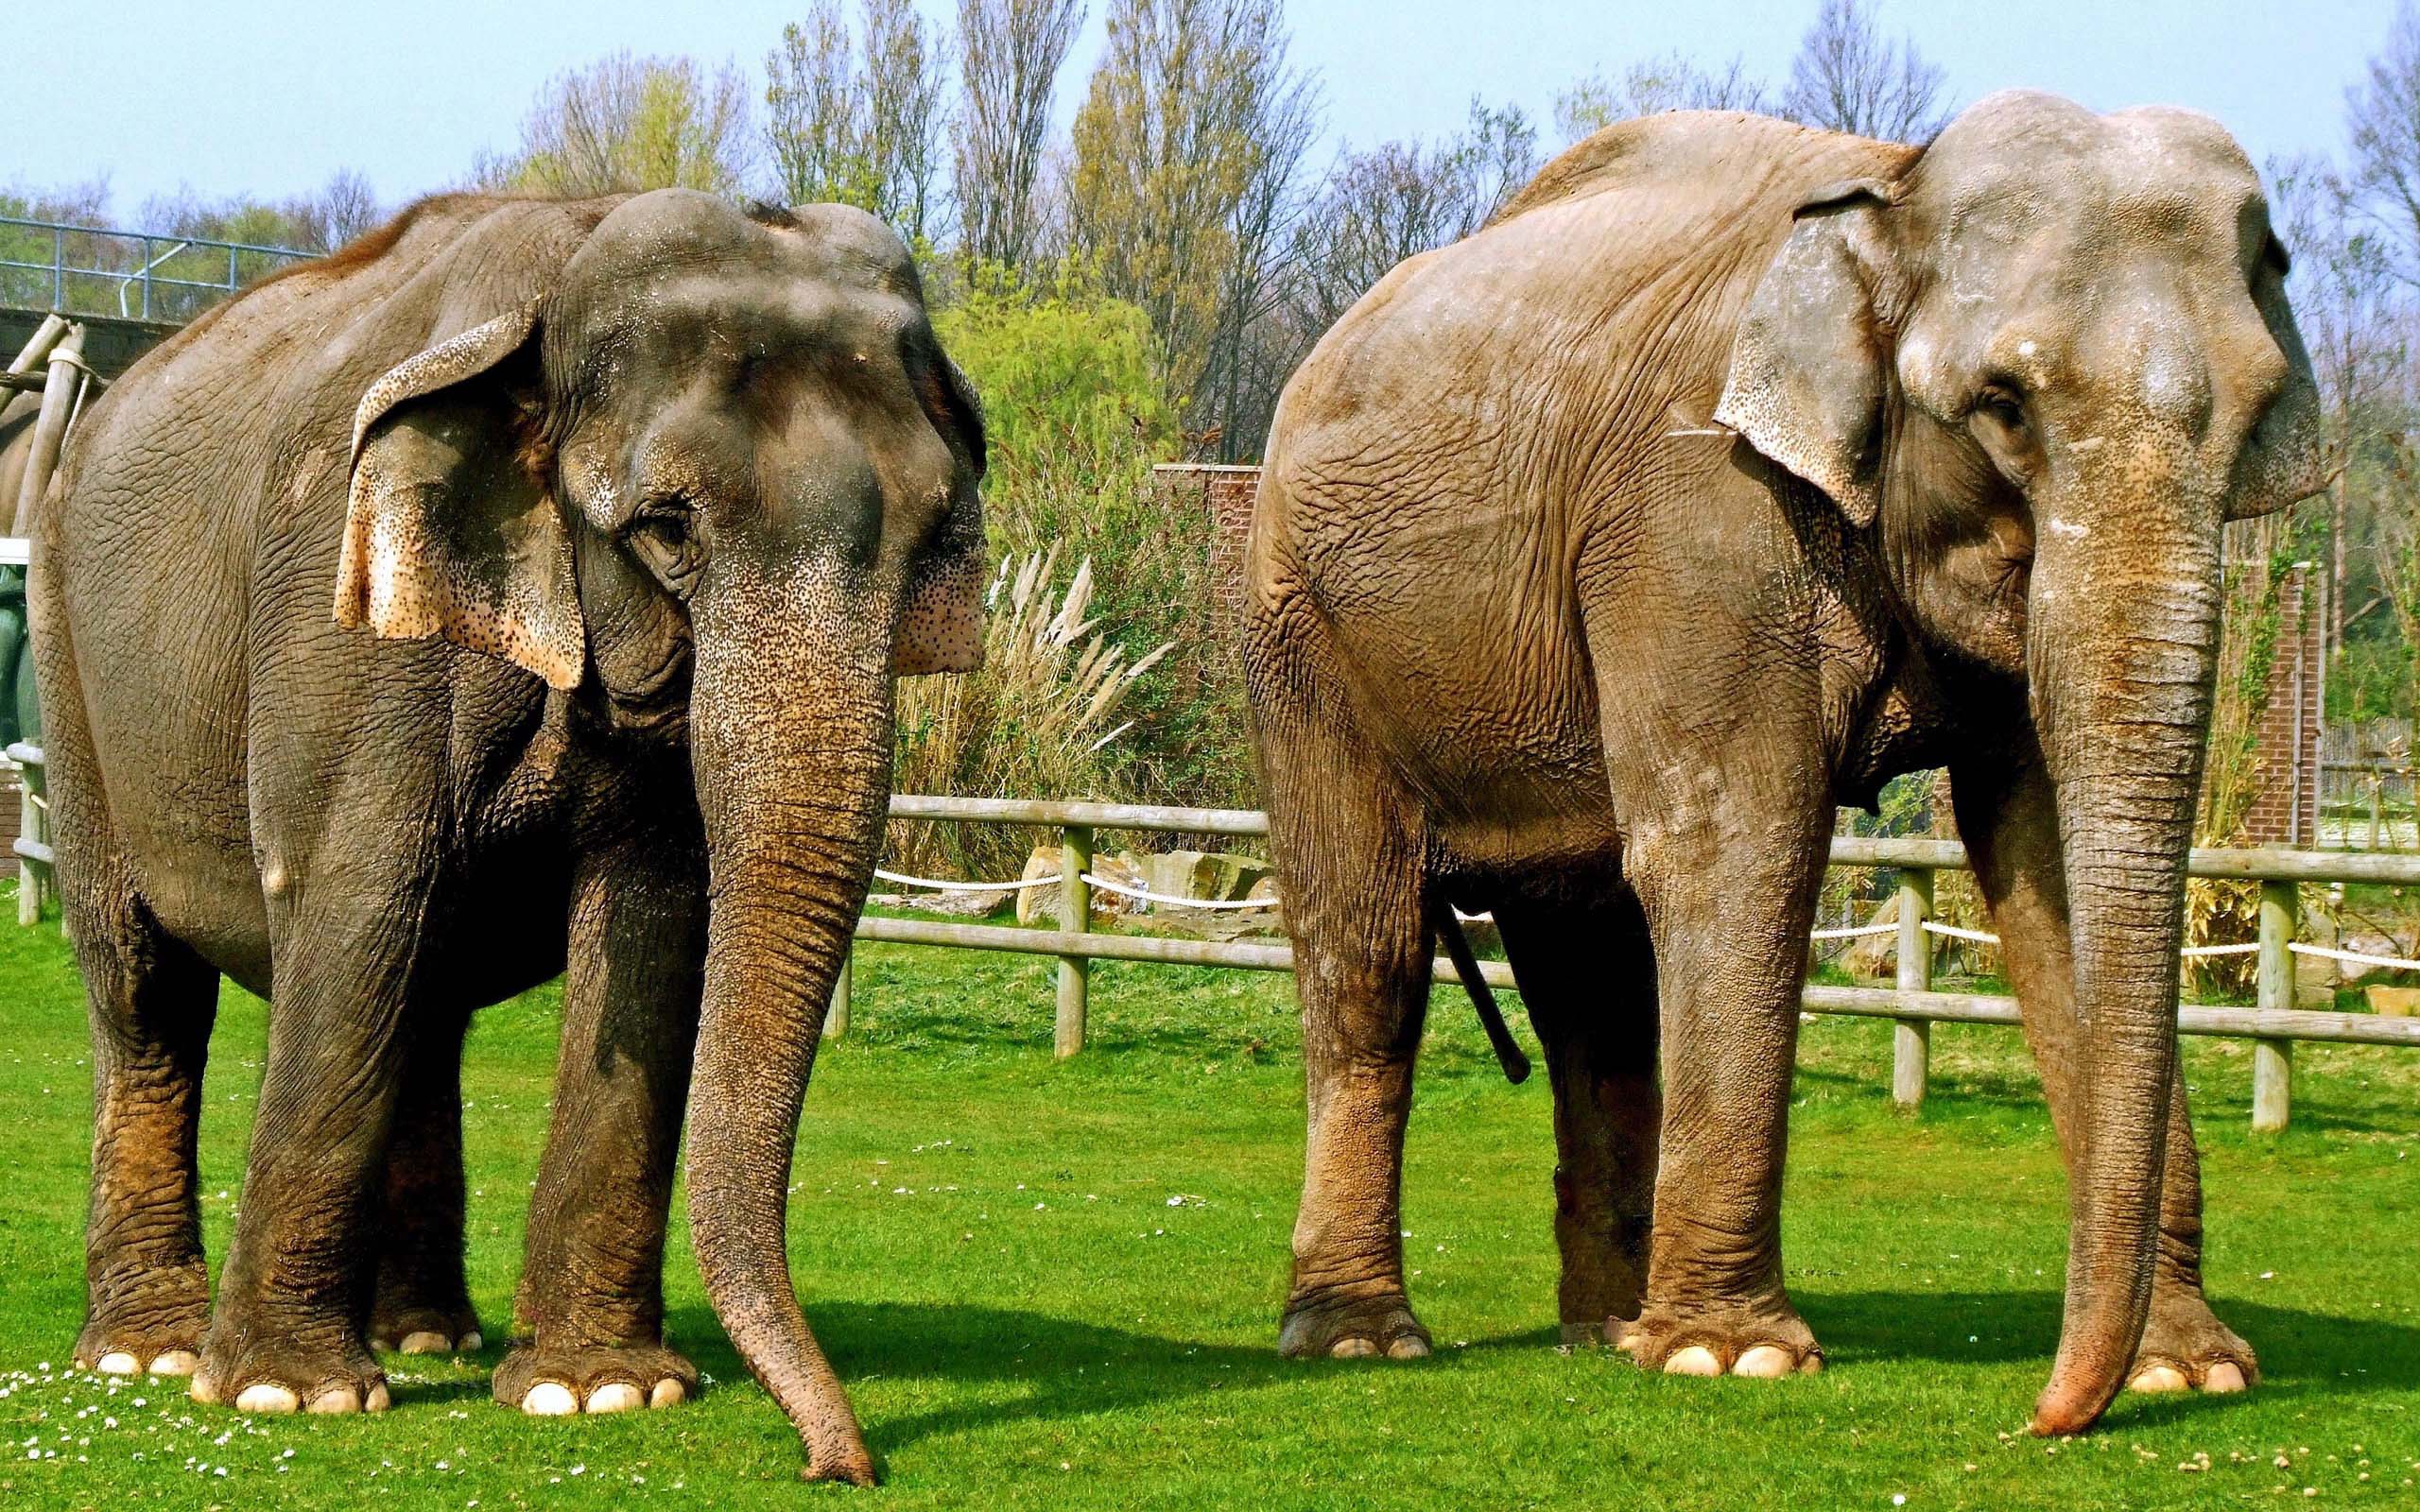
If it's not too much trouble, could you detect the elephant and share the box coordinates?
[34,187,986,1484]
[1244,92,2323,1436]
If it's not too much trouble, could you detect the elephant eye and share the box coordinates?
[626,510,704,599]
[1973,384,2027,430]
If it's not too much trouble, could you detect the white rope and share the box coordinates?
[2181,942,2261,958]
[1080,872,1277,910]
[1811,922,1901,940]
[871,868,1047,893]
[1921,920,2001,945]
[2289,940,2420,972]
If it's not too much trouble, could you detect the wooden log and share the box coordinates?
[889,792,1268,838]
[7,314,69,377]
[1892,867,1933,1109]
[1055,825,1092,1057]
[11,324,86,538]
[2254,878,2297,1132]
[823,947,852,1040]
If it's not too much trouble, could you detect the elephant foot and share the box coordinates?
[1278,1288,1432,1361]
[369,1300,484,1356]
[1614,1295,1823,1379]
[191,1329,389,1415]
[2127,1291,2256,1396]
[75,1269,211,1379]
[494,1340,697,1416]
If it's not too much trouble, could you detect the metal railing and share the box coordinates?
[0,216,311,323]
[852,798,2420,1132]
[8,754,2414,1131]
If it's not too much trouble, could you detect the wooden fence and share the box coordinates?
[851,797,2420,1133]
[9,758,2416,1131]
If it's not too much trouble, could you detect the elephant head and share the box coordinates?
[334,190,986,1483]
[1715,92,2323,1434]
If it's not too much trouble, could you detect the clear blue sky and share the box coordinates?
[7,0,2400,221]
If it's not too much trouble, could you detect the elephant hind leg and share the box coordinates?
[1496,888,1659,1347]
[1250,605,1435,1362]
[48,644,221,1381]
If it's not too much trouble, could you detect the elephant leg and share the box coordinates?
[1254,638,1433,1362]
[1612,785,1830,1379]
[194,872,423,1416]
[497,825,704,1417]
[1496,891,1659,1347]
[68,850,219,1381]
[47,633,220,1381]
[367,1002,482,1355]
[1952,749,2255,1396]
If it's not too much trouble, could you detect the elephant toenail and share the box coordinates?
[190,1369,220,1404]
[306,1385,360,1415]
[235,1383,302,1414]
[398,1331,450,1355]
[586,1383,644,1414]
[95,1352,139,1376]
[1663,1346,1722,1377]
[2203,1362,2248,1393]
[365,1383,391,1412]
[1732,1345,1792,1378]
[522,1382,578,1417]
[149,1350,199,1378]
[1387,1336,1430,1360]
[2129,1365,2188,1394]
[648,1379,686,1408]
[1329,1338,1379,1359]
[458,1331,482,1351]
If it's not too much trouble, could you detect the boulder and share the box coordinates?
[1015,845,1145,927]
[2368,985,2420,1018]
[1138,850,1273,905]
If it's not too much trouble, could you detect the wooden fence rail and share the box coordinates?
[9,750,2416,1129]
[861,795,2420,1132]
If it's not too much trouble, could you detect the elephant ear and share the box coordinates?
[1714,179,1904,527]
[334,298,584,690]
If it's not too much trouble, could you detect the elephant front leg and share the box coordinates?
[1496,895,1660,1347]
[501,827,705,1417]
[368,1004,482,1356]
[1616,803,1829,1380]
[1952,749,2256,1397]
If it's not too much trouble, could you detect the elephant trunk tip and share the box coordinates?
[2029,1349,2126,1436]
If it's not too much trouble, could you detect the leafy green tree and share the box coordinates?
[766,0,951,239]
[485,53,752,198]
[953,0,1086,273]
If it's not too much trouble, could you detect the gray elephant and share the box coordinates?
[37,188,986,1484]
[1246,93,2322,1435]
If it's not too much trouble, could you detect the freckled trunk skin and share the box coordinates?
[681,571,893,1486]
[2026,514,2221,1435]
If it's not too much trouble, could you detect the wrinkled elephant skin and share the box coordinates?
[1247,94,2321,1435]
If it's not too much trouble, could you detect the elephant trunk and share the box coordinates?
[2025,495,2222,1436]
[681,569,894,1486]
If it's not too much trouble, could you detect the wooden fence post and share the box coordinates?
[823,946,852,1040]
[1056,824,1092,1057]
[2253,877,2296,1133]
[12,324,86,538]
[1893,866,1933,1108]
[16,765,38,927]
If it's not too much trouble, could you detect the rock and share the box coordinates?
[2368,985,2420,1018]
[868,886,1010,918]
[1015,845,1144,927]
[1138,850,1273,904]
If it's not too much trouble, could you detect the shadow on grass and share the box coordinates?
[657,1292,2415,1452]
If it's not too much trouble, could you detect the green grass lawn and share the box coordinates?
[1,910,2415,1510]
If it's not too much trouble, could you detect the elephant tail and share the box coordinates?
[1431,902,1530,1085]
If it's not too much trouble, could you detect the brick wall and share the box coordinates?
[1152,462,1261,632]
[2241,562,2325,846]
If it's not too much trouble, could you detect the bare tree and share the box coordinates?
[281,169,383,252]
[766,5,871,208]
[766,1,951,237]
[1067,0,1319,409]
[954,0,1085,270]
[488,52,754,197]
[2350,1,2420,286]
[1556,53,1768,142]
[1780,0,1947,142]
[862,0,952,241]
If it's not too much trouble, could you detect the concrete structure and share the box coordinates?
[2242,562,2325,847]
